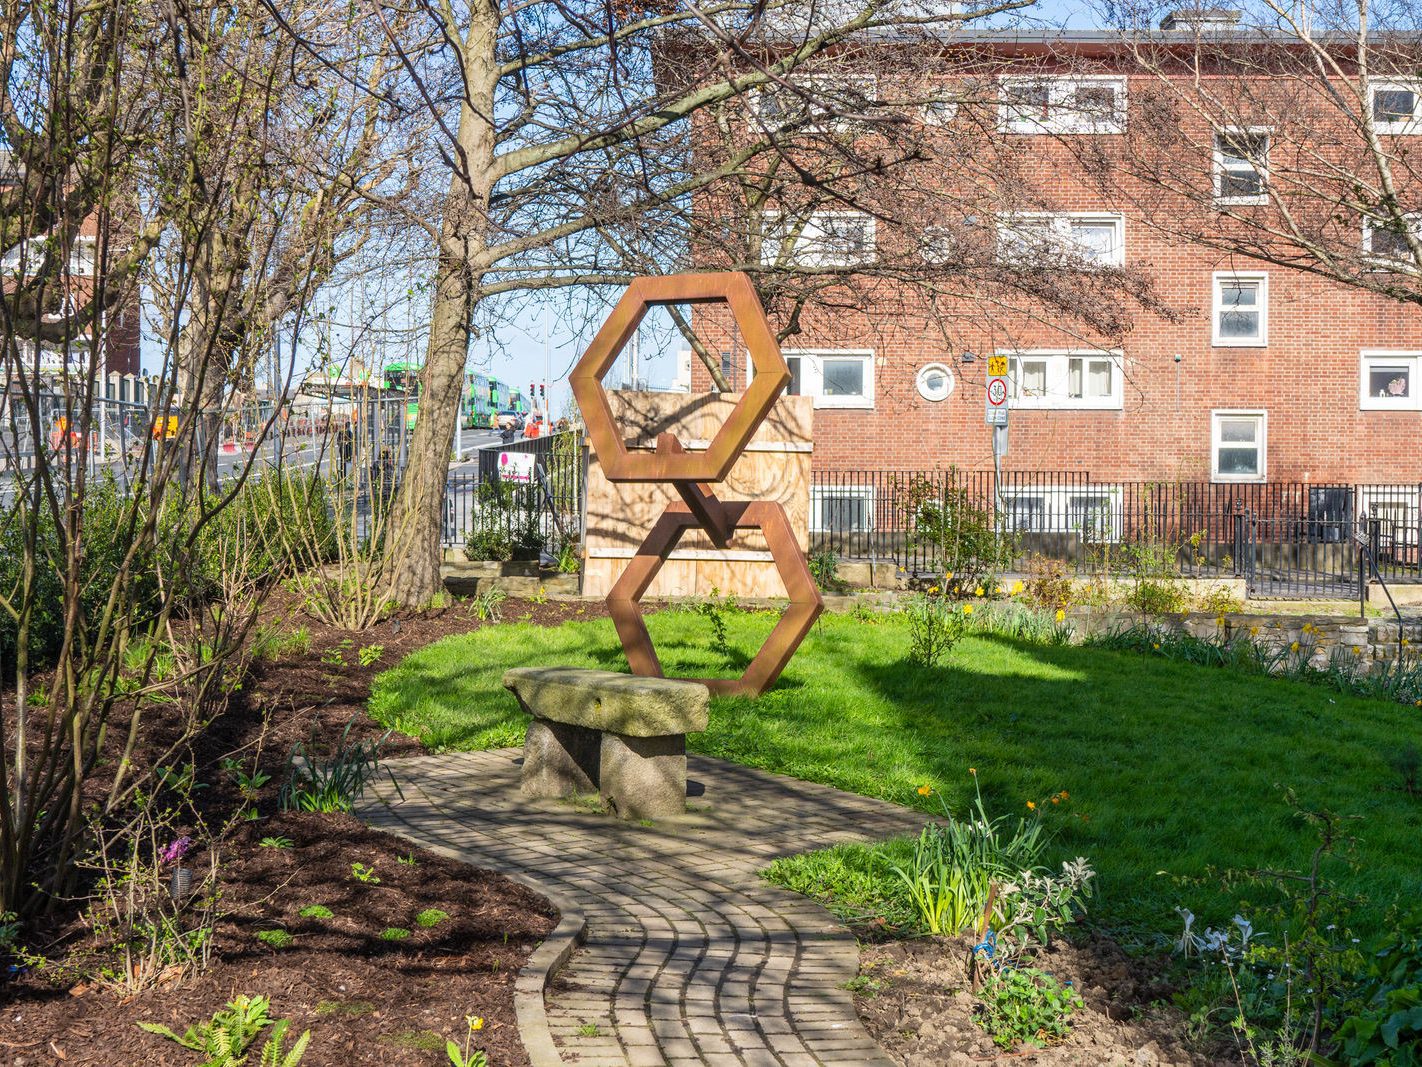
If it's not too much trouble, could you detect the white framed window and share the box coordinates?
[919,84,959,126]
[1369,80,1422,134]
[997,213,1124,267]
[1212,272,1268,346]
[1211,410,1267,482]
[763,210,875,268]
[69,236,96,277]
[1214,129,1269,204]
[810,485,874,533]
[1363,212,1422,268]
[998,76,1127,134]
[752,74,877,133]
[1359,350,1422,410]
[1003,350,1123,410]
[916,363,954,402]
[1002,486,1123,541]
[781,349,875,409]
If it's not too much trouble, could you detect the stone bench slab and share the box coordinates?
[502,667,709,737]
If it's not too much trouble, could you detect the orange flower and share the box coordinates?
[1051,796,1060,804]
[1026,800,1036,811]
[1060,790,1069,799]
[917,784,933,797]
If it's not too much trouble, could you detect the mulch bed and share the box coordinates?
[1,813,555,1066]
[852,930,1234,1066]
[0,595,601,1066]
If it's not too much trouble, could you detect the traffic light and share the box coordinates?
[539,384,546,399]
[529,382,535,400]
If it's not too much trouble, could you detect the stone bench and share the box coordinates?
[502,667,710,820]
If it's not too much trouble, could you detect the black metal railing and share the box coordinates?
[443,431,586,550]
[807,470,1422,597]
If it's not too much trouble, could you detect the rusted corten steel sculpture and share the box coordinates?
[570,272,823,697]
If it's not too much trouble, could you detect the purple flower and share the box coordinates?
[160,836,193,866]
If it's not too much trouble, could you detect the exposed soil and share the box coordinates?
[853,931,1234,1067]
[0,595,600,1066]
[1,813,555,1066]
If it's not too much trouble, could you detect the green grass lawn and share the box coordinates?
[368,608,1422,941]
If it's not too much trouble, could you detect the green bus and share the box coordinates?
[383,364,529,432]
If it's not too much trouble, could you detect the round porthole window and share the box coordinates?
[916,363,954,402]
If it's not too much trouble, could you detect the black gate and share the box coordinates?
[1239,490,1358,599]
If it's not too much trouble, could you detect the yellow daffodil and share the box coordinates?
[1249,626,1259,636]
[1012,580,1024,594]
[1055,608,1066,623]
[1290,641,1300,652]
[928,586,940,595]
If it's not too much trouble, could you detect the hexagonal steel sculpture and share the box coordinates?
[606,501,824,697]
[570,272,790,484]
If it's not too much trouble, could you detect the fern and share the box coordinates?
[137,995,310,1066]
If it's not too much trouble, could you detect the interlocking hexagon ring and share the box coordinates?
[570,272,791,484]
[575,272,821,698]
[607,501,823,697]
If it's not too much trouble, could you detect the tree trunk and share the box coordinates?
[384,0,500,608]
[383,249,476,605]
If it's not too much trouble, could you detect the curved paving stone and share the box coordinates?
[360,750,925,1066]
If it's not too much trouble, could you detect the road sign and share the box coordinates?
[498,451,536,483]
[985,366,1009,427]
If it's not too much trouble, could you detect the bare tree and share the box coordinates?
[310,0,1086,607]
[1083,0,1422,308]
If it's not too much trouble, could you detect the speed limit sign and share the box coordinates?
[985,365,1010,426]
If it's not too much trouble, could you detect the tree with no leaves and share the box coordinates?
[347,0,1070,607]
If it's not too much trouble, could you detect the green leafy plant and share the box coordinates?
[320,638,354,666]
[256,929,293,950]
[808,551,847,593]
[415,908,448,928]
[138,994,311,1066]
[0,910,20,953]
[975,967,1083,1049]
[258,837,293,850]
[1330,912,1422,1066]
[357,644,384,668]
[693,588,738,664]
[397,853,418,867]
[380,927,410,941]
[1389,743,1421,798]
[902,593,967,669]
[902,472,1016,593]
[298,905,333,920]
[556,540,581,574]
[887,782,1047,936]
[446,1016,489,1067]
[577,1023,600,1037]
[350,863,380,884]
[279,717,399,814]
[471,586,508,622]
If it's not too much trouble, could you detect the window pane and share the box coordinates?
[821,496,869,531]
[1069,221,1117,262]
[1220,171,1263,198]
[1220,418,1258,444]
[786,356,802,396]
[1006,82,1050,118]
[1087,360,1113,396]
[1219,310,1260,339]
[1221,283,1257,307]
[1375,89,1416,123]
[1218,447,1259,475]
[1073,85,1117,116]
[822,358,864,396]
[1010,496,1045,531]
[1368,365,1411,398]
[1068,358,1083,398]
[1019,360,1047,397]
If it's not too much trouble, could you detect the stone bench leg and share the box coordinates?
[599,733,686,821]
[521,718,600,799]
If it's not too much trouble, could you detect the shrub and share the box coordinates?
[1024,556,1075,613]
[902,594,967,668]
[1333,913,1422,1066]
[808,551,847,593]
[138,994,310,1066]
[466,480,543,562]
[975,967,1083,1049]
[902,473,1016,593]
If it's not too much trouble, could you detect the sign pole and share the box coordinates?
[985,355,1011,533]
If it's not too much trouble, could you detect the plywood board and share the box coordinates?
[583,391,812,598]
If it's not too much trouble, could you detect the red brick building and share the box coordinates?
[686,20,1422,534]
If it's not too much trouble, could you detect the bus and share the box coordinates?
[384,364,530,432]
[382,361,421,429]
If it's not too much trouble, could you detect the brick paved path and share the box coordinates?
[361,750,924,1066]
